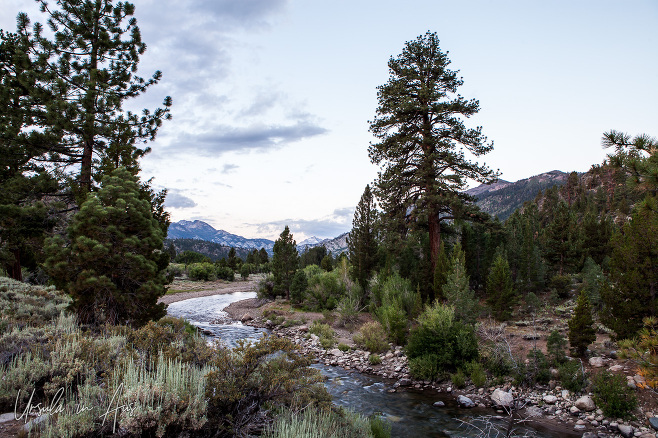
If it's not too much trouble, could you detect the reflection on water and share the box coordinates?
[168,291,574,438]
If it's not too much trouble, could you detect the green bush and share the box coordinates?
[306,271,346,311]
[451,369,466,388]
[408,354,440,380]
[546,330,568,366]
[517,349,550,386]
[264,407,375,438]
[592,371,637,418]
[405,302,478,379]
[464,361,487,387]
[310,321,336,349]
[188,262,217,281]
[338,343,350,352]
[368,354,382,365]
[369,414,392,438]
[353,322,389,354]
[558,359,588,393]
[550,274,573,299]
[216,266,235,281]
[258,274,276,299]
[290,270,308,305]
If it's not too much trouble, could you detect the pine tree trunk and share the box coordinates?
[8,248,22,281]
[429,213,441,274]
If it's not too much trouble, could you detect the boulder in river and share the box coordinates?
[457,395,475,408]
[491,388,514,407]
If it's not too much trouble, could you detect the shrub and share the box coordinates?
[216,266,235,281]
[451,369,466,388]
[263,407,374,438]
[188,262,217,281]
[558,359,588,393]
[310,321,336,349]
[368,354,382,365]
[290,270,308,305]
[550,274,573,299]
[353,322,389,354]
[592,371,637,418]
[376,303,408,345]
[369,414,392,438]
[336,288,363,327]
[306,271,346,311]
[568,290,596,357]
[408,354,440,380]
[338,343,350,352]
[517,349,550,386]
[405,302,478,378]
[240,263,251,280]
[546,330,568,366]
[464,361,487,387]
[258,274,276,299]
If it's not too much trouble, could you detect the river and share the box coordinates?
[167,292,578,438]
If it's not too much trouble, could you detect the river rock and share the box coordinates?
[397,378,412,387]
[491,388,514,407]
[574,395,596,411]
[650,417,658,431]
[589,357,605,367]
[240,313,253,322]
[569,406,580,415]
[525,406,542,417]
[433,401,445,407]
[0,413,14,423]
[22,414,49,434]
[543,395,558,404]
[329,349,343,357]
[618,424,634,438]
[457,395,475,408]
[609,364,624,372]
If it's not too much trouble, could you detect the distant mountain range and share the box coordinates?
[467,170,570,221]
[167,220,349,256]
[168,170,571,258]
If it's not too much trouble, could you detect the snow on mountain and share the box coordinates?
[168,220,274,251]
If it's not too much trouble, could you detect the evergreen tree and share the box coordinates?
[442,243,479,325]
[347,184,379,289]
[271,226,298,299]
[568,290,596,357]
[259,247,269,265]
[486,251,516,321]
[44,167,168,326]
[601,197,658,339]
[21,0,171,193]
[432,241,450,301]
[543,200,581,275]
[227,247,238,270]
[368,31,497,276]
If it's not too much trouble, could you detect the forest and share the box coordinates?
[0,1,657,437]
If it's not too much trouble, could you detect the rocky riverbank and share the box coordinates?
[232,305,658,438]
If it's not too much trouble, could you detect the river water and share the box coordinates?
[167,292,577,438]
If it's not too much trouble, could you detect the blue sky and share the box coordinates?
[2,0,657,241]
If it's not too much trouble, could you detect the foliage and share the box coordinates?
[464,360,487,387]
[353,322,389,354]
[372,273,420,344]
[263,407,379,438]
[546,330,567,366]
[299,245,328,269]
[549,274,573,299]
[601,197,658,339]
[216,266,235,281]
[348,184,379,289]
[368,354,382,365]
[175,249,211,265]
[591,371,637,418]
[405,302,478,379]
[336,288,363,327]
[568,290,596,357]
[517,349,550,386]
[432,241,450,301]
[188,262,217,281]
[558,359,588,393]
[258,274,276,299]
[451,369,466,388]
[205,335,330,437]
[486,252,516,321]
[44,168,168,326]
[18,0,171,193]
[443,243,480,325]
[306,270,345,311]
[309,321,336,349]
[368,31,497,285]
[272,226,299,299]
[290,269,309,305]
[580,257,605,309]
[321,255,334,272]
[619,316,658,389]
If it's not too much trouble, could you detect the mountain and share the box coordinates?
[168,220,274,251]
[165,239,252,261]
[298,233,349,255]
[467,170,570,221]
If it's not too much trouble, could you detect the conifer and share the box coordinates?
[442,243,479,325]
[568,290,596,357]
[271,226,299,299]
[486,252,516,321]
[347,185,378,289]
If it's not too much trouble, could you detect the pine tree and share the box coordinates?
[432,241,450,301]
[22,0,171,193]
[347,184,379,289]
[486,251,516,321]
[601,197,658,339]
[568,290,596,357]
[271,226,298,299]
[44,167,168,326]
[259,248,269,265]
[368,31,498,276]
[442,243,479,325]
[543,201,581,275]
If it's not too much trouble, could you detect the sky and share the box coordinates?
[2,1,657,242]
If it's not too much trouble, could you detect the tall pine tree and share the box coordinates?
[368,31,498,278]
[271,226,299,300]
[347,184,379,290]
[568,290,596,357]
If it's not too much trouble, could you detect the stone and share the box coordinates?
[574,424,586,431]
[581,433,597,438]
[634,374,647,385]
[525,406,543,417]
[240,313,253,322]
[575,395,596,412]
[561,389,570,399]
[589,357,605,367]
[457,395,476,408]
[650,417,658,431]
[609,364,624,372]
[618,424,634,438]
[22,414,49,434]
[569,406,581,415]
[0,413,15,424]
[491,388,514,407]
[329,349,343,357]
[398,378,412,387]
[543,395,558,404]
[433,401,445,407]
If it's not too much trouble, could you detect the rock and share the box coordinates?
[0,413,15,423]
[22,414,49,434]
[575,395,596,412]
[581,433,598,438]
[561,389,570,399]
[569,406,580,415]
[574,424,586,431]
[589,357,605,367]
[543,395,558,404]
[457,395,475,408]
[491,389,514,407]
[433,401,445,407]
[523,334,541,340]
[398,378,412,387]
[609,364,624,372]
[634,374,647,386]
[650,417,658,431]
[525,406,543,417]
[240,313,253,322]
[618,424,634,438]
[329,349,343,357]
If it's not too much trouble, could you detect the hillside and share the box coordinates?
[168,220,275,252]
[467,170,570,221]
[164,238,253,261]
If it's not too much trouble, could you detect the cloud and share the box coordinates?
[169,120,328,155]
[253,207,354,239]
[238,90,282,117]
[164,189,197,209]
[221,164,239,174]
